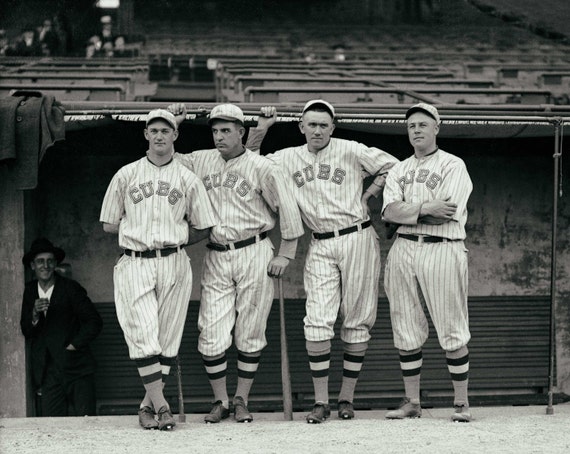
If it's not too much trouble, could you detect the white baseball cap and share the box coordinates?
[146,109,177,130]
[208,104,245,124]
[405,103,441,124]
[302,99,335,118]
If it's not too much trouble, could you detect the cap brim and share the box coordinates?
[208,116,244,124]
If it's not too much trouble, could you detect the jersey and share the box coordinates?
[100,156,215,250]
[265,138,398,232]
[382,148,472,239]
[175,148,303,245]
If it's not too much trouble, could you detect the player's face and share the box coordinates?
[407,112,439,154]
[145,120,178,157]
[31,252,56,283]
[211,120,245,161]
[299,110,335,152]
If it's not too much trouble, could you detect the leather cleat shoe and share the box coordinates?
[233,396,253,423]
[204,400,230,423]
[385,398,422,419]
[338,400,355,420]
[138,406,158,430]
[452,404,472,422]
[306,403,331,424]
[157,406,176,431]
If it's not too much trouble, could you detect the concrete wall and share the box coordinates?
[5,120,568,418]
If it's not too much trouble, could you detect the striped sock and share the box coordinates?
[446,346,470,406]
[338,342,367,403]
[307,340,331,404]
[400,349,423,404]
[135,356,168,411]
[160,355,176,385]
[235,351,261,404]
[203,353,229,407]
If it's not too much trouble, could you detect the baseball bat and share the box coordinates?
[175,355,186,423]
[278,278,294,420]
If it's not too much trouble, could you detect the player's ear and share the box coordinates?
[144,128,150,140]
[434,122,440,136]
[238,125,246,138]
[298,120,304,134]
[172,129,179,141]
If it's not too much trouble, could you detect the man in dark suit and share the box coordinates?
[20,238,103,416]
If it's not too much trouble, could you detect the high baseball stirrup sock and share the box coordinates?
[135,356,169,411]
[399,348,423,404]
[446,346,470,406]
[307,340,331,404]
[234,351,261,404]
[203,353,229,408]
[140,355,175,409]
[338,342,368,404]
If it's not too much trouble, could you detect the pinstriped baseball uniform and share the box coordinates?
[382,148,473,351]
[264,138,398,343]
[176,149,303,356]
[100,156,216,359]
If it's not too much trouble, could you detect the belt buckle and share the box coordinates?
[417,235,424,244]
[228,242,235,251]
[357,223,363,233]
[156,249,162,258]
[334,229,340,238]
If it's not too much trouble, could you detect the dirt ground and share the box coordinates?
[2,403,570,454]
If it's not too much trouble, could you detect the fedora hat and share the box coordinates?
[22,238,65,267]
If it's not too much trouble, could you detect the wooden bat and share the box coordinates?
[175,355,186,423]
[278,278,293,420]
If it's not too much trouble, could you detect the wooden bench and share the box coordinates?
[242,85,552,105]
[0,83,126,101]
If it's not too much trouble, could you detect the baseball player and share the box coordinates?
[248,100,398,423]
[380,103,473,422]
[167,102,304,424]
[100,109,216,430]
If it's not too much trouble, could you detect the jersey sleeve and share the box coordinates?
[381,164,422,225]
[437,159,473,222]
[185,176,216,230]
[357,143,399,178]
[174,151,196,172]
[100,169,127,225]
[259,161,304,241]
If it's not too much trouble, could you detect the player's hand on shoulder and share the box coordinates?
[256,106,277,131]
[267,255,290,278]
[167,103,187,127]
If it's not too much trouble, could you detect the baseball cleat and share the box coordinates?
[385,398,422,419]
[233,396,253,423]
[204,400,230,423]
[306,403,331,424]
[452,404,472,422]
[157,406,176,431]
[337,400,355,420]
[138,406,158,430]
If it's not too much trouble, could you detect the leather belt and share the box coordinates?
[312,220,372,240]
[124,246,180,258]
[207,231,268,252]
[398,234,450,243]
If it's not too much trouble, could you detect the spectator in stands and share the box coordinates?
[100,15,115,52]
[38,18,60,56]
[20,238,103,417]
[11,25,42,56]
[53,12,73,56]
[85,35,103,58]
[0,29,10,56]
[333,44,346,62]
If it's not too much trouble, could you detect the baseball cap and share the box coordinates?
[146,109,177,130]
[208,104,245,125]
[302,99,335,119]
[405,103,441,124]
